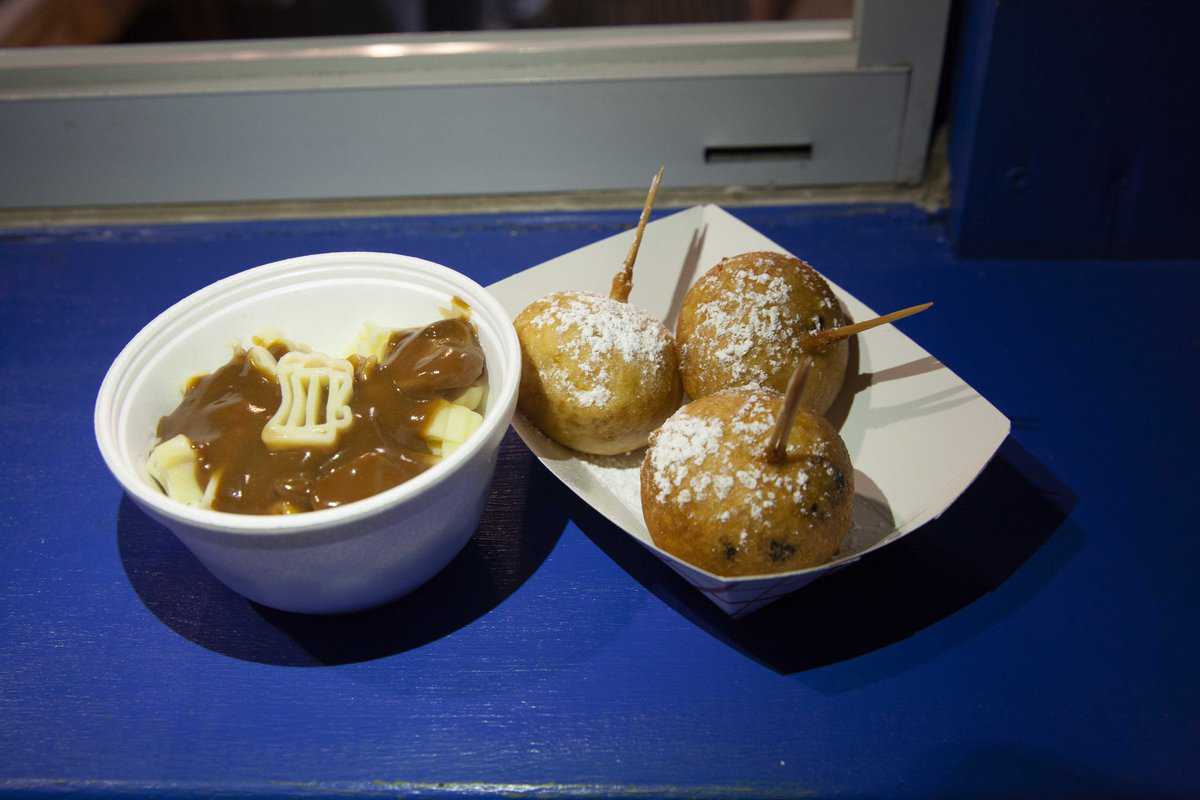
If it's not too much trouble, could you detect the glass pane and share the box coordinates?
[0,0,854,48]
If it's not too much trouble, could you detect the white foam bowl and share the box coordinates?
[95,252,521,614]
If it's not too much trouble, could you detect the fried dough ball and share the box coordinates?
[515,291,682,455]
[676,251,849,416]
[641,386,853,577]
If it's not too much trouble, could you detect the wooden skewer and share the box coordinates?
[763,360,810,464]
[801,302,933,353]
[609,165,665,303]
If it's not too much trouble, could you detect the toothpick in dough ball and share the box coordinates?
[641,386,853,577]
[676,251,849,416]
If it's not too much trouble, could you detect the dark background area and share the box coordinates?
[2,0,1197,259]
[0,0,853,46]
[946,0,1200,259]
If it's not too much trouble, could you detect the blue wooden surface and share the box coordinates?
[1,204,1198,798]
[947,0,1200,259]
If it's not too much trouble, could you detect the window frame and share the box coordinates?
[0,0,950,208]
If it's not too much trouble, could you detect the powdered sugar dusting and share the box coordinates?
[688,267,792,384]
[640,387,850,562]
[647,388,815,515]
[682,253,844,392]
[528,291,671,407]
[571,376,612,408]
[582,448,646,519]
[551,380,875,576]
[648,410,724,503]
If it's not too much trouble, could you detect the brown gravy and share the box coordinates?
[156,318,486,515]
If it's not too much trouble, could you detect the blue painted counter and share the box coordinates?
[1,205,1196,797]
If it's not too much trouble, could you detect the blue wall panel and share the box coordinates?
[948,1,1200,258]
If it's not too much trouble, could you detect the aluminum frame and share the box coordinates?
[0,2,949,208]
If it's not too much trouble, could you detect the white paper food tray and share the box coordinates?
[487,205,1010,617]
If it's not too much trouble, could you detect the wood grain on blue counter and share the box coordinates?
[1,205,1197,798]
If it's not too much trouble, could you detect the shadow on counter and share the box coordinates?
[571,437,1077,682]
[915,742,1158,797]
[117,429,567,666]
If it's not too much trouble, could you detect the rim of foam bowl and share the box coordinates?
[94,251,521,535]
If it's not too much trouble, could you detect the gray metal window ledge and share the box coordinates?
[0,0,949,209]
